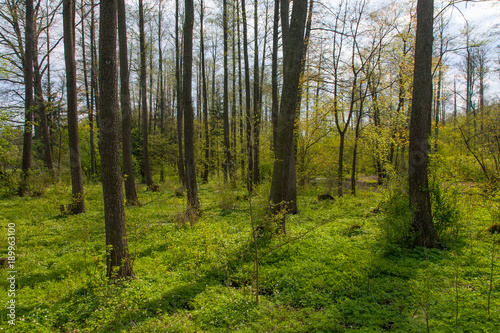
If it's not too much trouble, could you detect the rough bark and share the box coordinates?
[409,0,438,248]
[183,0,200,214]
[176,0,186,186]
[241,0,252,192]
[63,0,85,214]
[271,0,279,151]
[269,0,308,228]
[139,0,153,187]
[223,0,232,183]
[200,0,209,183]
[19,0,34,196]
[99,0,134,279]
[118,0,139,205]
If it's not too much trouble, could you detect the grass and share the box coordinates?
[0,179,498,332]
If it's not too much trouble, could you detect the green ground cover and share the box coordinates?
[0,181,498,332]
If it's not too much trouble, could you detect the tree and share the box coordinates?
[118,0,139,205]
[183,0,200,215]
[175,0,186,186]
[63,0,85,214]
[268,0,308,231]
[99,0,134,279]
[19,0,34,196]
[241,0,252,192]
[223,0,232,183]
[139,0,153,188]
[408,0,438,248]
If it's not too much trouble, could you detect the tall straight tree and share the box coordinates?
[19,0,34,196]
[99,0,134,279]
[408,0,438,248]
[118,0,139,205]
[269,0,308,230]
[271,0,279,150]
[175,0,186,185]
[241,0,252,192]
[139,0,154,188]
[252,0,260,184]
[200,0,209,183]
[63,0,85,214]
[183,0,200,214]
[223,0,232,183]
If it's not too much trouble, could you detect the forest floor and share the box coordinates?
[0,178,499,332]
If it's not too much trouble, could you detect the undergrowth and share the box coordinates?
[0,180,498,332]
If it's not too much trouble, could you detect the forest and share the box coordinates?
[0,0,500,331]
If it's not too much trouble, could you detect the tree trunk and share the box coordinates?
[268,0,308,229]
[139,0,153,188]
[19,0,34,196]
[81,1,96,176]
[252,0,260,185]
[99,0,134,279]
[409,0,438,248]
[176,0,186,186]
[271,0,279,151]
[200,0,209,183]
[63,0,85,214]
[223,0,232,183]
[183,0,200,214]
[118,0,139,205]
[33,24,55,180]
[241,0,252,192]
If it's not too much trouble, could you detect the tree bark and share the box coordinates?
[200,0,209,183]
[139,0,153,187]
[176,0,186,186]
[409,0,438,248]
[271,0,279,151]
[183,0,200,214]
[252,0,260,185]
[269,0,308,229]
[241,0,252,192]
[19,0,34,196]
[99,0,134,279]
[223,0,232,183]
[63,0,85,214]
[118,0,139,205]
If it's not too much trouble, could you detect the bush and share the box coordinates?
[377,190,413,251]
[430,183,463,246]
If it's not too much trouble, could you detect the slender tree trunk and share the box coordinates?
[176,0,186,186]
[158,1,165,134]
[237,0,245,180]
[223,0,232,183]
[139,0,153,187]
[81,1,96,176]
[241,0,252,192]
[409,0,438,248]
[90,0,99,149]
[19,0,34,196]
[269,0,308,229]
[63,0,85,214]
[118,0,139,205]
[34,34,55,180]
[200,0,209,183]
[271,0,279,151]
[99,0,134,279]
[252,0,260,185]
[183,0,200,214]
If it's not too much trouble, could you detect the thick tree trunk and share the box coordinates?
[409,0,438,248]
[183,0,200,214]
[118,0,139,205]
[19,0,34,196]
[269,0,308,228]
[99,0,134,279]
[63,0,85,214]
